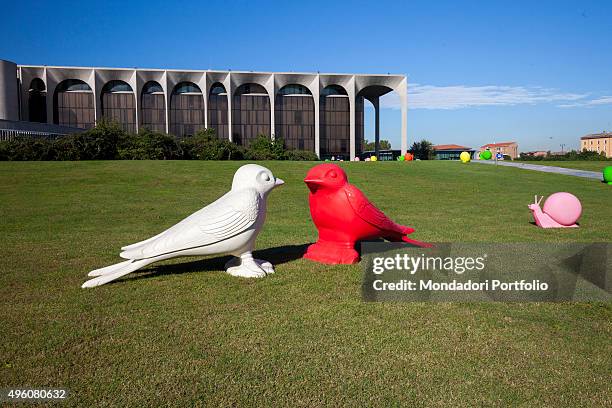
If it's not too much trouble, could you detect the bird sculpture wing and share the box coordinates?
[119,188,259,260]
[344,184,412,235]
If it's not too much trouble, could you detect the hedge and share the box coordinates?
[0,121,319,161]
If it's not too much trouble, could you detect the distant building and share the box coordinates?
[580,132,611,158]
[479,142,518,159]
[359,149,401,161]
[521,150,547,158]
[432,144,475,160]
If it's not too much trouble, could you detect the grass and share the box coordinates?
[0,160,610,407]
[513,160,611,172]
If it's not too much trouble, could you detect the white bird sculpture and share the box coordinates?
[82,164,284,288]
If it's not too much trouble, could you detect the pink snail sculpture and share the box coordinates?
[528,192,582,229]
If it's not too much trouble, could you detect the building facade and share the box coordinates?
[433,144,475,160]
[520,150,547,158]
[0,60,409,159]
[580,132,611,158]
[479,142,518,159]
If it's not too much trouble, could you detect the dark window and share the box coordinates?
[207,82,228,139]
[355,96,364,155]
[232,83,270,147]
[278,84,312,96]
[210,84,226,95]
[57,79,92,92]
[28,78,47,123]
[143,81,163,94]
[53,79,95,129]
[321,85,347,96]
[275,84,314,152]
[170,81,205,137]
[141,81,166,133]
[174,82,202,94]
[101,80,136,133]
[320,85,350,157]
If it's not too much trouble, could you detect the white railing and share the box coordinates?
[0,119,83,141]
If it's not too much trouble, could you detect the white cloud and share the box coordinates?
[378,84,590,110]
[558,96,612,108]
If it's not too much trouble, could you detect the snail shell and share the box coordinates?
[542,192,582,226]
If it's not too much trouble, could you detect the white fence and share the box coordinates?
[0,120,83,141]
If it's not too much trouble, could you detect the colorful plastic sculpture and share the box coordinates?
[460,151,471,163]
[603,166,612,184]
[398,155,405,161]
[370,156,378,162]
[354,157,361,161]
[480,150,492,160]
[528,192,581,229]
[303,164,432,264]
[82,164,284,288]
[405,153,414,161]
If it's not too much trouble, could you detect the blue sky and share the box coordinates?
[2,0,611,151]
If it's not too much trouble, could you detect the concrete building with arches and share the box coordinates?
[0,59,408,159]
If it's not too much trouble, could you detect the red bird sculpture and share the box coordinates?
[303,163,431,264]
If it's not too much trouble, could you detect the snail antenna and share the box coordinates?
[537,196,543,206]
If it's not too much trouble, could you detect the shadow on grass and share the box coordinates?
[115,243,311,284]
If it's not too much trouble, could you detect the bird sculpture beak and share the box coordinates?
[304,178,324,192]
[275,178,285,186]
[303,178,323,185]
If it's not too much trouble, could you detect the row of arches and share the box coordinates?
[27,78,365,156]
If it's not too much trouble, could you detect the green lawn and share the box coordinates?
[1,161,610,407]
[514,160,611,172]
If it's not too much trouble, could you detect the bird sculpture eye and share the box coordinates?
[259,172,271,182]
[329,172,337,179]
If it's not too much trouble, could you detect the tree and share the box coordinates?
[364,139,391,151]
[410,139,434,160]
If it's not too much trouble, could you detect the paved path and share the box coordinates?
[474,160,602,180]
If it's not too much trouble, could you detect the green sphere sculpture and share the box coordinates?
[480,150,492,160]
[603,166,612,185]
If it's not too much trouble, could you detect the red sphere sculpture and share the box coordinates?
[303,164,431,264]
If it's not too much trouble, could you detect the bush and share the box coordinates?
[0,123,323,161]
[244,135,285,160]
[0,141,8,160]
[283,149,319,161]
[519,149,611,161]
[118,128,181,160]
[63,120,126,160]
[0,137,55,161]
[50,136,83,160]
[180,129,244,160]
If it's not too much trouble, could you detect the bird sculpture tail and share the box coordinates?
[401,235,434,248]
[82,258,154,288]
[388,226,433,248]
